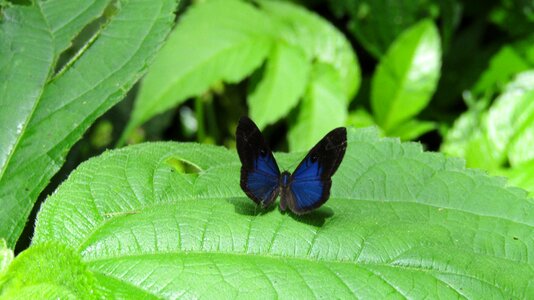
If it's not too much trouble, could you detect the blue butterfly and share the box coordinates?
[236,117,347,215]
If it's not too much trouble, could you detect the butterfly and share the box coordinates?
[236,116,347,215]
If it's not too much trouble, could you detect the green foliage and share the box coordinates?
[442,71,534,195]
[490,0,534,37]
[7,128,527,298]
[328,0,459,58]
[0,0,178,247]
[370,20,441,138]
[122,0,360,150]
[0,243,101,299]
[471,37,534,97]
[0,240,13,275]
[1,0,533,297]
[288,63,346,151]
[248,42,309,130]
[123,0,276,145]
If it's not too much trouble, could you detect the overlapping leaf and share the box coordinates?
[123,0,360,147]
[442,71,534,195]
[330,0,459,58]
[13,128,532,298]
[247,42,309,129]
[259,0,359,150]
[0,0,177,247]
[0,240,13,274]
[371,20,441,136]
[122,0,276,143]
[0,243,101,299]
[288,63,346,151]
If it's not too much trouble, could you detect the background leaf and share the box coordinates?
[121,0,275,143]
[0,239,13,274]
[248,42,310,129]
[471,37,534,97]
[259,0,360,150]
[0,0,177,247]
[386,119,437,141]
[371,19,441,133]
[0,0,110,184]
[288,63,347,151]
[122,0,360,145]
[25,128,534,298]
[442,71,534,194]
[329,0,459,58]
[260,0,360,101]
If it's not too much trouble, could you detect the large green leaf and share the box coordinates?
[122,0,275,143]
[442,71,534,194]
[371,19,441,133]
[15,128,533,298]
[0,0,110,194]
[0,0,177,247]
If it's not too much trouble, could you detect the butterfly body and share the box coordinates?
[236,117,347,215]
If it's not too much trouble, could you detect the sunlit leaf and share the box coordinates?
[0,0,177,247]
[0,239,13,274]
[371,20,441,133]
[248,42,310,129]
[0,243,101,299]
[288,63,346,151]
[122,0,275,143]
[20,128,534,298]
[387,119,436,141]
[442,71,534,194]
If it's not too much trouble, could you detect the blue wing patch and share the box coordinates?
[282,127,347,214]
[244,153,280,206]
[236,117,281,207]
[287,157,327,213]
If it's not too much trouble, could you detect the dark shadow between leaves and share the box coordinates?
[284,206,334,228]
[227,197,276,216]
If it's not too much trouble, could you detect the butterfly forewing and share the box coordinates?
[284,128,347,214]
[236,117,281,207]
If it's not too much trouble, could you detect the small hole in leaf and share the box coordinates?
[166,157,201,174]
[513,236,519,240]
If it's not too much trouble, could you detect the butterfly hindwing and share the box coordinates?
[283,128,347,214]
[236,117,280,207]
